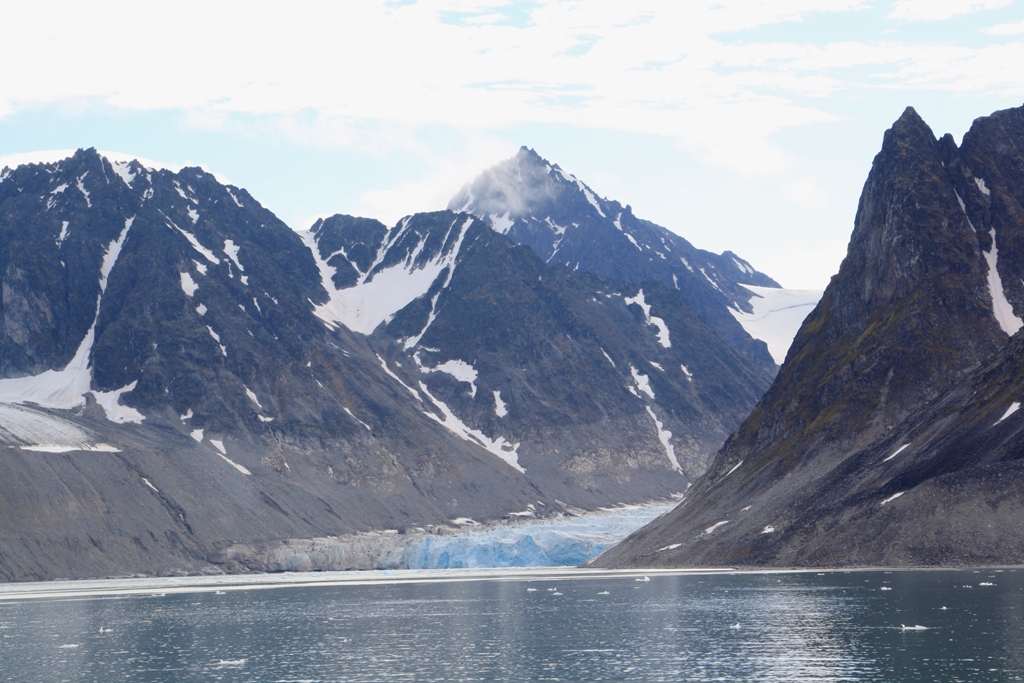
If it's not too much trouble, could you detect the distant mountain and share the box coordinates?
[0,148,774,580]
[449,147,787,374]
[594,104,1024,569]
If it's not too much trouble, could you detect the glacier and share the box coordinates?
[377,501,677,569]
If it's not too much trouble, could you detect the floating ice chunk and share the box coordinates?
[180,272,198,297]
[995,402,1020,425]
[494,390,508,417]
[983,229,1023,336]
[883,443,910,462]
[880,491,905,506]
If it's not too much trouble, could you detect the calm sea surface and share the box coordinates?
[1,568,1022,682]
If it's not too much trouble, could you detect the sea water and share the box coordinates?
[0,568,1021,681]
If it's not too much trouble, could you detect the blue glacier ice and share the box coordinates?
[378,501,677,569]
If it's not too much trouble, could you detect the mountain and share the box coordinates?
[594,105,1024,569]
[449,147,789,374]
[0,148,774,580]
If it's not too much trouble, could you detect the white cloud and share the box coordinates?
[0,0,873,178]
[984,20,1024,35]
[888,0,1011,21]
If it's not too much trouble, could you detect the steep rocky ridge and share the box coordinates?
[450,148,782,374]
[595,105,1024,569]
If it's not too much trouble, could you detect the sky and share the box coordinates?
[1,0,1023,289]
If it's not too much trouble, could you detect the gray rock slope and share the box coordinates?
[450,147,781,374]
[0,149,772,580]
[594,104,1024,569]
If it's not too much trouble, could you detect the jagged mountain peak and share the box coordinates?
[595,103,1024,570]
[450,148,794,375]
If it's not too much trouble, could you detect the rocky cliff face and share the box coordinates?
[595,105,1024,569]
[0,149,773,580]
[450,147,782,374]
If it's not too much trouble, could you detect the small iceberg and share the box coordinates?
[900,624,930,631]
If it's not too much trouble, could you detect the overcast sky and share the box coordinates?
[2,0,1023,288]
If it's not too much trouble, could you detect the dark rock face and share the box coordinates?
[449,147,780,374]
[0,149,773,581]
[594,105,1024,569]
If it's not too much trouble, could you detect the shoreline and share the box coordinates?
[1,564,1020,603]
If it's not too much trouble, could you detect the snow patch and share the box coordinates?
[226,188,243,207]
[223,240,244,272]
[630,365,655,399]
[494,390,508,417]
[762,525,775,534]
[624,289,671,348]
[92,381,145,423]
[244,386,262,409]
[188,207,199,225]
[882,443,910,462]
[57,220,70,246]
[645,405,681,472]
[730,285,822,365]
[982,229,1024,336]
[419,357,478,398]
[703,521,728,536]
[305,217,473,336]
[210,440,251,475]
[190,428,204,442]
[680,364,693,381]
[110,160,136,187]
[975,177,990,196]
[343,406,372,431]
[995,401,1020,425]
[180,272,198,297]
[76,173,91,207]
[419,382,523,472]
[165,214,220,265]
[207,326,227,356]
[489,211,513,234]
[601,349,616,368]
[196,303,207,316]
[723,460,743,478]
[0,217,135,419]
[880,491,905,506]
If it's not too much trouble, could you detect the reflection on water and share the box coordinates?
[1,569,1022,682]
